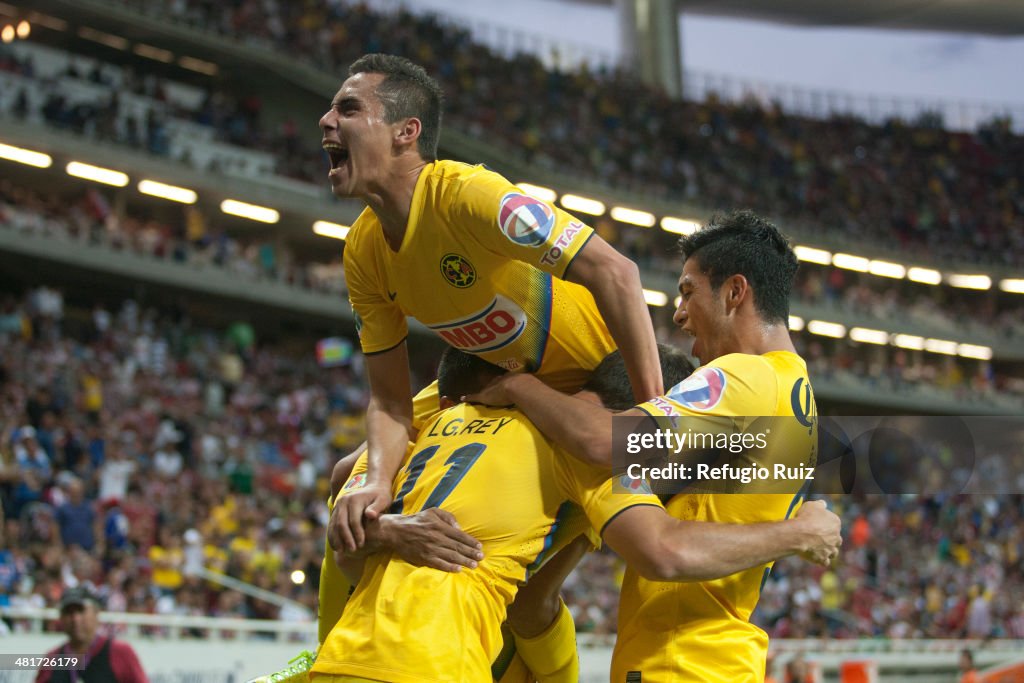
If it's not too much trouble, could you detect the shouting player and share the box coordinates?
[318,53,663,556]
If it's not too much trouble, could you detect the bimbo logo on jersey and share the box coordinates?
[666,366,727,411]
[427,295,528,353]
[498,192,555,247]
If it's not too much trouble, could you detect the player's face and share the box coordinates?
[319,73,395,198]
[673,258,725,364]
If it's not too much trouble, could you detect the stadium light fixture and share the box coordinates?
[517,183,557,203]
[788,316,805,332]
[957,344,992,361]
[793,245,832,266]
[0,142,52,168]
[807,320,846,338]
[133,43,174,63]
[77,26,128,50]
[849,327,889,345]
[660,217,700,235]
[832,253,870,272]
[946,273,992,290]
[643,289,668,307]
[15,19,28,38]
[610,206,656,228]
[138,179,197,204]
[27,13,67,32]
[178,55,218,76]
[907,267,942,285]
[66,161,129,187]
[220,199,279,224]
[868,260,906,279]
[924,338,958,355]
[559,194,605,216]
[892,334,925,350]
[1000,278,1024,294]
[313,221,350,240]
[1,25,12,43]
[290,570,305,585]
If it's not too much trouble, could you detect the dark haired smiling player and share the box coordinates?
[468,210,827,682]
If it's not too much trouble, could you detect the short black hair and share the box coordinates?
[678,210,798,325]
[583,345,695,410]
[348,53,444,161]
[437,348,505,399]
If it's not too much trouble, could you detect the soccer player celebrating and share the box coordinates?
[467,211,828,682]
[310,347,840,683]
[318,53,664,555]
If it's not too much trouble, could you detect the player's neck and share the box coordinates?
[743,324,796,357]
[365,157,429,252]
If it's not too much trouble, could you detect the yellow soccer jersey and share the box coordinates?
[314,403,660,683]
[616,351,817,683]
[344,160,615,393]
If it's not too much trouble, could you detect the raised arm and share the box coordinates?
[565,236,663,401]
[603,500,841,582]
[331,343,412,551]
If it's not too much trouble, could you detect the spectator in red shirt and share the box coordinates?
[36,586,148,683]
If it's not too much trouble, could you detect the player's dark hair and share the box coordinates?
[678,210,798,325]
[583,344,694,410]
[437,347,506,399]
[348,53,444,161]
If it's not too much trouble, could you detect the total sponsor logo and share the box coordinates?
[343,472,367,490]
[666,366,727,411]
[646,396,681,418]
[499,192,555,247]
[618,473,653,495]
[539,221,585,267]
[427,295,528,353]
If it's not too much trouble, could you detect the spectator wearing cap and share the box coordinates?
[35,586,148,683]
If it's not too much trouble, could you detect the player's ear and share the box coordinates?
[724,274,748,311]
[394,117,422,149]
[439,395,456,409]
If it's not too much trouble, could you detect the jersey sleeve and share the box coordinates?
[553,450,664,537]
[635,353,776,422]
[450,167,595,280]
[343,226,408,355]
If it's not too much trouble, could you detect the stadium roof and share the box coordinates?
[575,0,1024,36]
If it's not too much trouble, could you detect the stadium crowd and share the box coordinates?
[0,179,347,297]
[4,1,1024,266]
[84,0,1024,268]
[3,175,1020,408]
[2,287,1022,641]
[0,288,368,633]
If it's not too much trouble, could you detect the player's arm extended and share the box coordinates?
[333,508,484,574]
[466,373,617,467]
[603,500,841,581]
[332,344,414,551]
[566,236,663,401]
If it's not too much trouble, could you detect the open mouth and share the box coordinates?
[323,142,350,170]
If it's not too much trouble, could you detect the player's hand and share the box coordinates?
[794,500,842,566]
[386,508,484,572]
[462,373,535,407]
[329,483,393,552]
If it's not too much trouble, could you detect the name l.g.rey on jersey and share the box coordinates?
[424,415,517,439]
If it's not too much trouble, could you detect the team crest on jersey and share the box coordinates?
[667,366,727,411]
[427,296,527,353]
[618,473,652,495]
[440,253,477,288]
[343,473,367,490]
[498,192,555,247]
